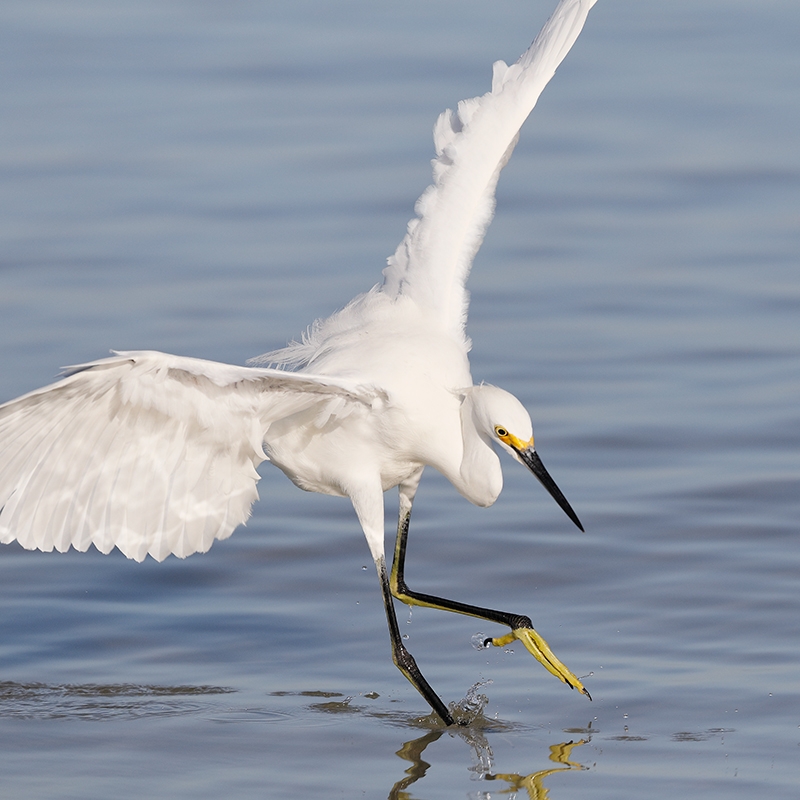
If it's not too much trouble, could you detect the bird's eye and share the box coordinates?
[495,426,508,438]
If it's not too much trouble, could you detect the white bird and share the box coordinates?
[0,0,596,725]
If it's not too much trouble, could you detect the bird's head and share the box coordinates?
[467,384,584,531]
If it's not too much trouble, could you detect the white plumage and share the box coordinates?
[0,0,597,723]
[0,351,382,561]
[383,0,597,339]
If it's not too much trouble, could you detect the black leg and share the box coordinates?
[376,555,455,726]
[390,507,533,630]
[389,504,590,699]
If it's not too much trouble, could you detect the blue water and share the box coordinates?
[1,1,798,797]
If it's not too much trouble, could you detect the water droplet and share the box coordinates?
[623,713,628,719]
[361,565,367,571]
[471,633,489,650]
[402,634,409,640]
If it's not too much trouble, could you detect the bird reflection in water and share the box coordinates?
[389,728,587,800]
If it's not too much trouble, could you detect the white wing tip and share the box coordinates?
[491,59,511,93]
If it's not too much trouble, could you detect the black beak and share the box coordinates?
[516,446,584,532]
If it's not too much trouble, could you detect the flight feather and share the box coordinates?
[0,351,382,561]
[381,0,597,343]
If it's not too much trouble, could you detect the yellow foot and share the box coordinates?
[488,628,591,699]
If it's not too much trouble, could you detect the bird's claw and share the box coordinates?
[487,628,591,700]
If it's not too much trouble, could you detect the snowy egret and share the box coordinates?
[0,0,596,725]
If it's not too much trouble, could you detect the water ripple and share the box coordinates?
[0,680,234,721]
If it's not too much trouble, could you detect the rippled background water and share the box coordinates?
[1,1,798,797]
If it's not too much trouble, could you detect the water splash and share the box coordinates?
[447,680,493,727]
[471,632,490,650]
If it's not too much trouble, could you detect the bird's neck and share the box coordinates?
[454,402,503,508]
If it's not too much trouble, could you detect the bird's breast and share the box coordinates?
[265,309,472,498]
[263,405,424,499]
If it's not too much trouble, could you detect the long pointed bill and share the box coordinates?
[516,446,584,532]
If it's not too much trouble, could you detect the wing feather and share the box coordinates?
[382,0,598,341]
[0,351,382,561]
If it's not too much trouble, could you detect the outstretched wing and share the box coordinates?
[382,0,597,342]
[0,351,382,562]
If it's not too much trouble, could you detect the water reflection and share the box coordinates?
[483,740,588,800]
[269,687,590,797]
[388,727,587,800]
[388,730,442,799]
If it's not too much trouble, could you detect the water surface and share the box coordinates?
[0,1,798,797]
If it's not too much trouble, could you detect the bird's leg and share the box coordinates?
[389,482,590,699]
[351,477,455,725]
[375,554,455,726]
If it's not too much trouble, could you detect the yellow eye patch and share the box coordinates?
[494,427,534,451]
